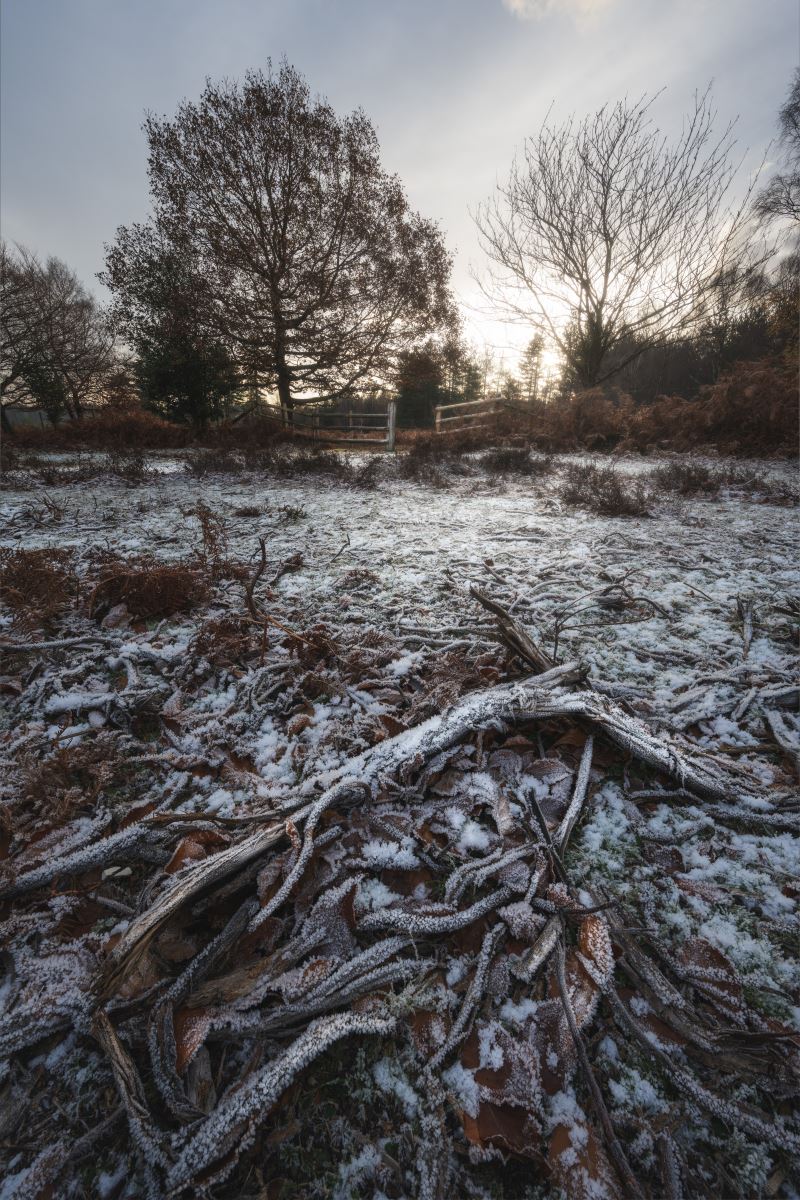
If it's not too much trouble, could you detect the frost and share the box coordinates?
[445,806,466,831]
[608,1066,668,1115]
[373,1057,419,1117]
[442,1062,480,1118]
[361,837,420,870]
[385,651,423,678]
[357,878,401,912]
[3,451,798,1195]
[204,787,235,816]
[458,820,492,854]
[333,1144,381,1200]
[499,997,539,1025]
[97,1162,128,1198]
[446,956,468,987]
[599,1036,619,1061]
[545,1087,586,1135]
[478,1023,504,1071]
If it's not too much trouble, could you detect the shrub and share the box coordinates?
[480,447,554,476]
[559,462,653,517]
[104,447,148,484]
[651,461,722,496]
[0,440,20,472]
[7,408,188,451]
[271,449,351,480]
[627,359,798,455]
[349,456,385,489]
[398,452,451,488]
[543,388,632,449]
[199,414,293,450]
[650,459,797,504]
[696,359,798,454]
[186,449,247,476]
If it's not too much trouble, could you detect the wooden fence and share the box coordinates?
[433,396,503,435]
[264,399,397,451]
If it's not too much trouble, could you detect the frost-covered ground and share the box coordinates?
[1,449,798,1200]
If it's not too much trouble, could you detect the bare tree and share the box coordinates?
[755,69,800,230]
[474,90,762,389]
[1,242,114,427]
[1,243,49,407]
[104,61,455,421]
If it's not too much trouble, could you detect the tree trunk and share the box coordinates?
[276,364,293,428]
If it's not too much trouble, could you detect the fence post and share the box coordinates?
[434,405,441,434]
[386,399,397,453]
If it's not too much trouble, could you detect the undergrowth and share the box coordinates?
[559,462,653,517]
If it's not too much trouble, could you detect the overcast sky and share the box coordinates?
[2,0,797,364]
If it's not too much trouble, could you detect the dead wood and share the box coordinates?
[555,937,645,1200]
[470,584,559,673]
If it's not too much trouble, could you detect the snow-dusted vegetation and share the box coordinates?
[1,447,798,1198]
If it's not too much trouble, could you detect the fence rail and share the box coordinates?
[433,396,503,435]
[261,399,397,450]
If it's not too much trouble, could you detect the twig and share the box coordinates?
[554,938,646,1200]
[555,734,594,852]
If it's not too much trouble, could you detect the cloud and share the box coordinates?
[502,0,616,22]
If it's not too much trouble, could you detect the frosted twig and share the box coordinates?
[555,733,594,851]
[428,923,504,1071]
[358,886,513,935]
[166,1010,397,1192]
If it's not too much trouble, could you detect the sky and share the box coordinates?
[2,0,797,372]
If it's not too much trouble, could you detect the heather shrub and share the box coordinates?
[271,449,351,480]
[647,458,796,505]
[199,414,293,450]
[104,446,148,483]
[350,456,385,489]
[651,460,722,496]
[398,438,457,485]
[480,447,554,476]
[559,462,653,516]
[186,449,247,476]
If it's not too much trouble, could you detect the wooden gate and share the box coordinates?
[267,398,397,451]
[433,396,502,435]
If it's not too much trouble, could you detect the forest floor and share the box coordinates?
[1,444,798,1200]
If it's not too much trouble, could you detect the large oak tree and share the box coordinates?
[104,61,455,419]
